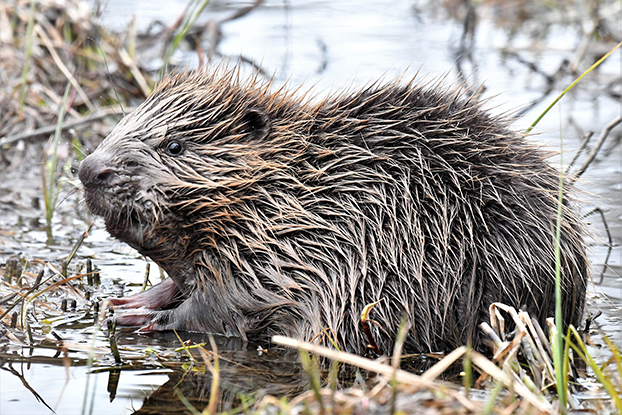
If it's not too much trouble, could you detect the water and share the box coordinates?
[1,0,620,413]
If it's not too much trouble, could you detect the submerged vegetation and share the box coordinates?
[1,0,621,414]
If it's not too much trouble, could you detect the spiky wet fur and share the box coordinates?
[82,69,588,354]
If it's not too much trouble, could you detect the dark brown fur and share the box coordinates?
[79,70,588,354]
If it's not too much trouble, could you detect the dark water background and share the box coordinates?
[1,0,620,414]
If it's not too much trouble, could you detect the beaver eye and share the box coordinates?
[165,141,183,156]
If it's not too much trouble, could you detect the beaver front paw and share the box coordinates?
[103,278,184,332]
[106,277,180,310]
[106,287,246,338]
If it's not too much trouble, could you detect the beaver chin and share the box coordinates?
[83,188,115,219]
[103,214,156,252]
[83,189,157,251]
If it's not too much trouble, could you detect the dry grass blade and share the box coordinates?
[34,24,96,112]
[198,336,219,415]
[272,335,480,412]
[0,0,155,142]
[118,48,151,97]
[419,346,466,382]
[469,351,552,412]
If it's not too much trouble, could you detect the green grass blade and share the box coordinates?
[161,0,211,73]
[43,82,72,228]
[601,336,622,387]
[567,327,622,412]
[526,41,622,134]
[174,389,203,415]
[552,103,567,412]
[299,350,325,415]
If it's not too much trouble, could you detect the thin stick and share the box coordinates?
[565,131,593,174]
[0,107,123,146]
[582,207,613,284]
[569,115,622,183]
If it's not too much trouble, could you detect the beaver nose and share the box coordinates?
[78,154,115,188]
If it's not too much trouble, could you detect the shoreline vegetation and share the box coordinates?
[1,0,621,414]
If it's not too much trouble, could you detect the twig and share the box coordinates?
[220,0,264,24]
[570,115,622,183]
[582,207,613,284]
[565,131,593,174]
[1,366,57,414]
[0,107,123,146]
[506,51,555,85]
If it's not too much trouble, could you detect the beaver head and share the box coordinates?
[78,71,291,258]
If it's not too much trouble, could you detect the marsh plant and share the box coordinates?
[41,83,71,236]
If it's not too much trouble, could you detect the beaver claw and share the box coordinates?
[104,308,170,333]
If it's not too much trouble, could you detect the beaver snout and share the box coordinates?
[78,153,116,188]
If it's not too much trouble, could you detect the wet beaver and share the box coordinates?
[79,70,588,354]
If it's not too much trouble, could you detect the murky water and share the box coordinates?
[1,0,620,413]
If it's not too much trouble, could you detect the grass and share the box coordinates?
[41,82,72,235]
[299,350,326,415]
[7,258,617,415]
[525,40,622,135]
[173,336,220,415]
[552,97,567,412]
[568,328,622,412]
[161,0,211,74]
[526,39,622,414]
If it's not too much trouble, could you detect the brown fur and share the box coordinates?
[79,69,588,354]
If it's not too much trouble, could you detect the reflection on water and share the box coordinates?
[1,327,309,414]
[1,0,620,413]
[0,363,171,415]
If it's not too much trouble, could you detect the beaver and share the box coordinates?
[78,70,588,354]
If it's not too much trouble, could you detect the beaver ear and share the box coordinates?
[242,107,271,141]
